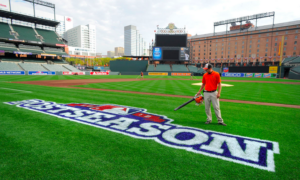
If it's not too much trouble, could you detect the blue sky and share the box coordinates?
[0,0,299,55]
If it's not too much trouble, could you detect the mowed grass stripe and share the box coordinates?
[76,80,300,105]
[0,82,299,179]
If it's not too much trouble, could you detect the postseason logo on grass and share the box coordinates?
[4,99,280,172]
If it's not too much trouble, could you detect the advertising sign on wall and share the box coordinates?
[90,72,109,75]
[28,71,56,75]
[222,73,245,77]
[0,50,4,56]
[153,47,162,60]
[269,66,278,73]
[148,72,168,76]
[0,71,25,75]
[63,72,85,75]
[41,53,56,57]
[254,73,262,78]
[246,73,253,77]
[223,67,229,73]
[172,73,191,76]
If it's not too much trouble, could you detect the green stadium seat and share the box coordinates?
[0,62,23,71]
[290,57,300,64]
[0,42,18,52]
[0,22,15,39]
[24,59,47,63]
[36,29,63,44]
[282,57,296,64]
[12,24,39,41]
[188,65,198,72]
[291,66,300,73]
[156,64,171,71]
[19,44,44,54]
[62,64,82,72]
[212,67,221,73]
[172,65,188,72]
[147,65,155,71]
[18,63,47,71]
[42,64,69,71]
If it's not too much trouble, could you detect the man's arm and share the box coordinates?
[197,84,205,96]
[217,83,222,98]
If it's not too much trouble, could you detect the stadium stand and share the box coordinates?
[213,67,221,73]
[43,47,67,55]
[188,65,198,72]
[19,44,44,54]
[23,59,47,63]
[42,64,68,71]
[0,62,22,71]
[0,22,15,39]
[156,64,171,71]
[36,29,62,44]
[290,57,300,64]
[291,66,300,73]
[52,59,68,64]
[197,69,205,73]
[282,57,297,64]
[1,58,22,62]
[63,64,82,72]
[0,42,18,52]
[19,63,47,71]
[172,65,188,72]
[147,64,155,71]
[11,25,39,42]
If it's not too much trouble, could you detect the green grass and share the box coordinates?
[76,80,300,105]
[0,76,300,179]
[0,75,299,82]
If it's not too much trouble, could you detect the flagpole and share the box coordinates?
[279,36,284,78]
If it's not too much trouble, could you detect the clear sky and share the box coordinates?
[0,0,299,55]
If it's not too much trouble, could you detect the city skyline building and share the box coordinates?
[124,25,147,56]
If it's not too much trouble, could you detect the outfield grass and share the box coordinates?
[0,77,300,179]
[76,80,300,105]
[0,75,300,82]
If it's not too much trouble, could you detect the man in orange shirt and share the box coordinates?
[196,63,226,126]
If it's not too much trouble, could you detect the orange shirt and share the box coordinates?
[202,71,221,91]
[141,72,144,76]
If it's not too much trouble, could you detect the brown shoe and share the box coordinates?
[218,122,227,126]
[205,121,212,124]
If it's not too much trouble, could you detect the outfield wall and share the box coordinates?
[0,71,120,76]
[110,61,148,72]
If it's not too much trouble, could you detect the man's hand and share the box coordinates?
[196,92,201,96]
[217,93,221,99]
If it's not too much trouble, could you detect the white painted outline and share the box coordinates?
[4,99,280,172]
[0,88,32,93]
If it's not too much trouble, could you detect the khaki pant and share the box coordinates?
[204,91,224,123]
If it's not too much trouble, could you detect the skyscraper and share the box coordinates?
[124,25,146,56]
[64,24,96,56]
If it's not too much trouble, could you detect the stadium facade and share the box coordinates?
[188,20,300,66]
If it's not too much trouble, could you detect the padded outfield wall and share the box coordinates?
[110,61,148,73]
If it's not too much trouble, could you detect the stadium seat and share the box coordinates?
[282,57,297,64]
[187,65,198,72]
[12,25,39,42]
[35,29,63,44]
[18,63,47,71]
[212,67,221,73]
[0,22,15,39]
[62,64,82,72]
[42,64,69,71]
[19,44,44,54]
[24,59,47,63]
[0,62,23,71]
[147,65,155,71]
[290,57,300,64]
[172,65,188,72]
[43,47,68,56]
[0,42,18,52]
[291,66,300,73]
[156,64,171,71]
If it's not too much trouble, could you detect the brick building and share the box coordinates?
[188,20,300,67]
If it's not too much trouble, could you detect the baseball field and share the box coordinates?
[0,75,300,179]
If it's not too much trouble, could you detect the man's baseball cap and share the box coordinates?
[203,63,212,70]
